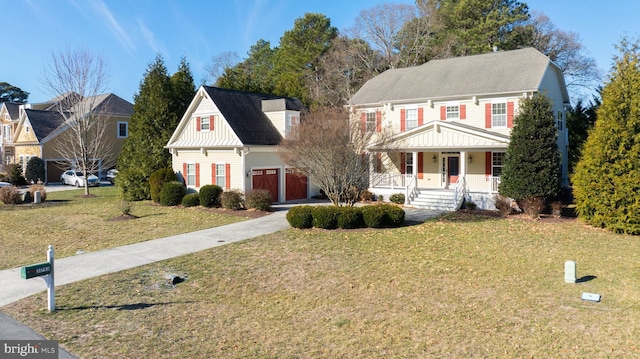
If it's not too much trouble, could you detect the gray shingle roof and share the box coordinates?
[202,86,304,146]
[3,102,20,119]
[24,109,68,140]
[348,48,556,105]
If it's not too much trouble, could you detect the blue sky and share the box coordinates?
[1,0,637,103]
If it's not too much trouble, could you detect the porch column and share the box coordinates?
[460,150,467,179]
[412,151,418,176]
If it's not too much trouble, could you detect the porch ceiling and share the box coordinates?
[379,120,509,151]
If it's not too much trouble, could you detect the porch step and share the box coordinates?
[408,190,458,211]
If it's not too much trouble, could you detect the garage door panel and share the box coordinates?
[252,168,279,202]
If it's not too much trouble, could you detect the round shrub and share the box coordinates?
[199,184,223,208]
[245,189,272,211]
[389,193,405,205]
[312,206,338,229]
[337,206,364,229]
[221,189,244,210]
[0,186,21,204]
[181,193,200,207]
[25,157,45,184]
[361,204,405,228]
[159,181,186,206]
[361,205,386,228]
[286,206,314,229]
[150,167,177,203]
[385,205,405,227]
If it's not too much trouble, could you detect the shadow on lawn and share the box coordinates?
[60,301,198,311]
[577,275,597,283]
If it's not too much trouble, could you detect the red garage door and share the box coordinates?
[252,168,279,202]
[286,168,307,201]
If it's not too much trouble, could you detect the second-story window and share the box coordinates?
[366,112,376,132]
[446,105,459,119]
[492,103,507,127]
[406,109,418,130]
[286,114,299,137]
[117,121,128,138]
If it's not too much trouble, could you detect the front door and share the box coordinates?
[441,154,460,188]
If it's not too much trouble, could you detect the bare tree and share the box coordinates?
[279,107,396,206]
[347,3,418,70]
[206,51,241,85]
[42,48,112,195]
[527,12,601,98]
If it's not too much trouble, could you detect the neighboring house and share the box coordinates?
[0,102,22,168]
[10,93,133,183]
[166,86,319,202]
[347,47,570,210]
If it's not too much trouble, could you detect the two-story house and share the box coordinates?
[166,86,319,202]
[10,93,132,182]
[0,102,22,168]
[347,47,570,210]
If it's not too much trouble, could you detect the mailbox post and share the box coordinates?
[21,245,55,311]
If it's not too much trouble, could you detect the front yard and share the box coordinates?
[0,186,252,270]
[3,211,640,358]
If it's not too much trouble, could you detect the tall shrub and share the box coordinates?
[149,167,177,203]
[499,93,561,202]
[25,157,45,183]
[572,38,640,234]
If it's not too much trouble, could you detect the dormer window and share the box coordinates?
[285,114,300,137]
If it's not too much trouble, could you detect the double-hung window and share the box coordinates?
[446,105,459,120]
[200,116,210,131]
[405,153,414,175]
[406,109,418,130]
[492,103,507,128]
[117,121,128,138]
[366,112,376,132]
[492,152,505,177]
[186,164,196,187]
[215,164,225,187]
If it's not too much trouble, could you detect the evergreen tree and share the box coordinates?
[499,93,561,202]
[25,157,45,183]
[117,55,195,200]
[572,38,640,234]
[566,93,599,173]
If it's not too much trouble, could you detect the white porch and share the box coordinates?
[367,121,509,210]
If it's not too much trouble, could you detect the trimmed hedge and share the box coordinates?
[286,204,404,229]
[199,185,223,208]
[389,193,405,205]
[362,204,405,228]
[337,206,365,229]
[181,193,200,207]
[286,206,314,229]
[159,181,186,206]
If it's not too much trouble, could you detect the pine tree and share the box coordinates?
[499,93,561,202]
[117,55,195,200]
[572,38,640,234]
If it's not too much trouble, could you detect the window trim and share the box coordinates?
[492,152,505,177]
[117,121,128,138]
[186,163,196,187]
[215,163,225,187]
[200,116,211,132]
[446,104,460,120]
[365,112,377,132]
[405,108,418,130]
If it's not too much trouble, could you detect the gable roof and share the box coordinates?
[349,47,564,105]
[202,86,303,146]
[24,109,68,140]
[2,102,21,119]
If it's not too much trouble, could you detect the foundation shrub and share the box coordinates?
[199,185,223,208]
[159,181,186,206]
[494,195,514,216]
[181,193,200,207]
[149,167,177,203]
[220,189,244,210]
[245,189,272,211]
[389,193,405,205]
[286,206,314,229]
[520,196,545,218]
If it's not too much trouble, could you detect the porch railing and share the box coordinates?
[404,174,418,204]
[453,176,466,210]
[370,172,411,189]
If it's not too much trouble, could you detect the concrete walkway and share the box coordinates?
[0,203,441,357]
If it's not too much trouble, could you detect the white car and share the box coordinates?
[60,170,100,187]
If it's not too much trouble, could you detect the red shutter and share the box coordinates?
[360,112,366,132]
[460,104,466,120]
[485,103,492,128]
[376,111,381,132]
[400,153,406,174]
[195,163,200,187]
[376,153,382,172]
[440,106,446,120]
[507,102,515,128]
[418,107,424,126]
[196,117,201,132]
[418,152,424,179]
[211,115,215,131]
[485,152,492,176]
[183,163,187,184]
[225,163,231,189]
[400,109,406,131]
[212,164,217,185]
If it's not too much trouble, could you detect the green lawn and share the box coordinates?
[4,212,640,358]
[0,186,250,270]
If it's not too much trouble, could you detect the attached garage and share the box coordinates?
[46,160,67,183]
[285,168,307,201]
[252,168,279,202]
